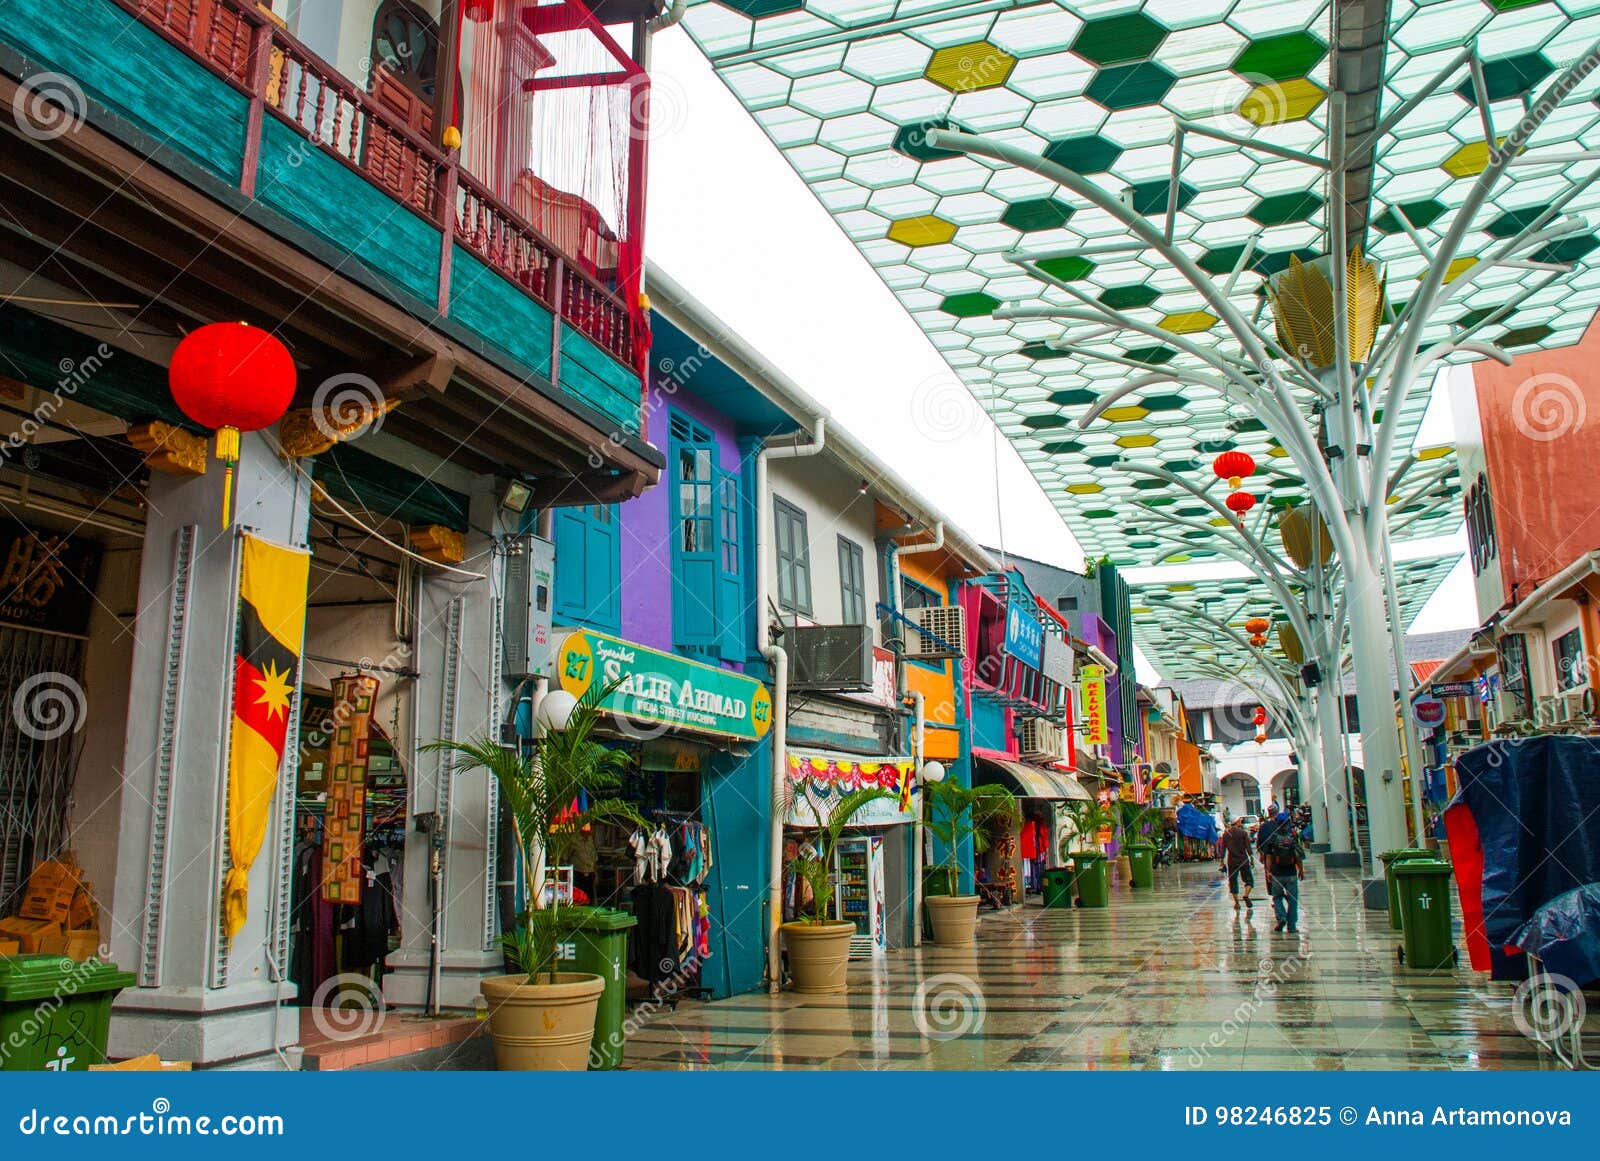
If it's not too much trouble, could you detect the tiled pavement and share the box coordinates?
[623,860,1561,1071]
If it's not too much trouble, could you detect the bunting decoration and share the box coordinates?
[222,534,309,941]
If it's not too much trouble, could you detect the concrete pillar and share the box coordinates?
[386,482,509,1011]
[108,428,312,1067]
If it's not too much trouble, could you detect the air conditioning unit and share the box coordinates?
[502,534,555,679]
[906,604,965,661]
[789,624,874,691]
[1018,717,1065,762]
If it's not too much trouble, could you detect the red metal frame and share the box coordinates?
[119,0,643,384]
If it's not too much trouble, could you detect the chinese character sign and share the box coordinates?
[1080,664,1109,747]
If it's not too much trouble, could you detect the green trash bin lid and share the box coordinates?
[1072,851,1107,863]
[1393,860,1452,876]
[564,906,637,931]
[1380,847,1433,865]
[0,955,135,1003]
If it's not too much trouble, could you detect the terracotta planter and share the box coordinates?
[1115,855,1132,883]
[926,894,982,945]
[480,972,604,1071]
[782,920,855,994]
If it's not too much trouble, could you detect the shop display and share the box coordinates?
[835,836,885,956]
[322,673,381,904]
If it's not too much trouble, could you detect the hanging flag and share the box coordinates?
[222,534,309,940]
[322,673,380,904]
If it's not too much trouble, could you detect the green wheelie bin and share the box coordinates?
[1073,852,1110,908]
[1380,848,1435,930]
[1042,867,1074,909]
[1394,860,1458,969]
[0,954,135,1071]
[555,906,637,1070]
[1126,842,1156,889]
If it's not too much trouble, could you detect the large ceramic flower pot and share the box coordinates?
[480,972,604,1071]
[782,921,855,994]
[926,894,982,945]
[1114,855,1132,884]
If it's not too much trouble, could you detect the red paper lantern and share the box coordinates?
[1255,732,1267,746]
[1212,450,1256,489]
[464,0,494,20]
[1244,616,1270,635]
[169,322,296,434]
[1252,706,1267,726]
[1225,490,1256,515]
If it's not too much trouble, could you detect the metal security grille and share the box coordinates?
[0,626,86,913]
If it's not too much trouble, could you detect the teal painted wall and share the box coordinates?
[449,245,554,380]
[701,743,770,998]
[560,324,642,436]
[255,118,440,307]
[1,0,248,183]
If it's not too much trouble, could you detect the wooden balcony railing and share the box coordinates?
[118,0,638,378]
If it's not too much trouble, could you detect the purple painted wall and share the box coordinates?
[1078,612,1126,766]
[618,382,743,661]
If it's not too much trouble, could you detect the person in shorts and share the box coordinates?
[1263,822,1305,933]
[1219,817,1255,909]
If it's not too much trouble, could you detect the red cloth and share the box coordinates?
[1020,821,1039,860]
[1444,800,1490,972]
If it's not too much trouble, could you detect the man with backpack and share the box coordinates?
[1263,818,1304,933]
[1219,817,1255,910]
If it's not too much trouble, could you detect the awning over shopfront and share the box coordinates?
[974,753,1091,802]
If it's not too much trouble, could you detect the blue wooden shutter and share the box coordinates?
[670,416,719,654]
[716,469,743,663]
[553,504,619,631]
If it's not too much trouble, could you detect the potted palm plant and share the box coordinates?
[1063,798,1117,909]
[426,682,644,1070]
[921,779,1019,944]
[780,783,897,993]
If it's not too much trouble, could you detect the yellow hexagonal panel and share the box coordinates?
[1267,445,1289,458]
[1442,256,1477,283]
[887,214,958,247]
[1416,443,1454,460]
[1209,517,1232,527]
[1115,433,1158,448]
[1065,482,1104,495]
[1442,139,1505,179]
[1166,583,1195,592]
[924,41,1017,93]
[1160,311,1218,334]
[1237,78,1326,127]
[1101,405,1150,423]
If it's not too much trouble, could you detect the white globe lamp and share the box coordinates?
[920,760,946,785]
[535,689,578,734]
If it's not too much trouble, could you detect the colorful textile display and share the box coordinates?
[322,673,381,904]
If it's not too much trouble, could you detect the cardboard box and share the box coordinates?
[0,939,18,956]
[0,917,61,953]
[36,929,101,962]
[20,860,80,923]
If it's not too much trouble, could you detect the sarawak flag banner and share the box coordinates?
[222,534,309,941]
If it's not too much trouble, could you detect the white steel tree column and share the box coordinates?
[924,41,1600,875]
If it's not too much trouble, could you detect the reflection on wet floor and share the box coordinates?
[625,861,1564,1071]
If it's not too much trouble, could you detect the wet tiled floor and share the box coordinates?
[625,861,1564,1071]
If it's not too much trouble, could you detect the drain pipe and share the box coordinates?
[892,522,943,948]
[760,418,827,992]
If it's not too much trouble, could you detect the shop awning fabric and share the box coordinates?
[975,754,1091,802]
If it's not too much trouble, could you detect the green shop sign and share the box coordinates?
[557,630,772,742]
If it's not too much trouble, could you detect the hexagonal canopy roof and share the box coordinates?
[681,0,1586,674]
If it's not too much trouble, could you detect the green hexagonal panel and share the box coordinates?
[1038,440,1085,456]
[1037,255,1096,281]
[1047,388,1099,406]
[1453,52,1553,103]
[1139,393,1189,412]
[1531,235,1600,264]
[716,0,804,15]
[1070,13,1168,67]
[1484,206,1545,239]
[1018,342,1072,360]
[1127,180,1198,216]
[1021,412,1070,430]
[1372,199,1448,235]
[1500,324,1555,348]
[1232,32,1327,84]
[1099,284,1161,310]
[1001,197,1074,232]
[1249,190,1324,227]
[1085,454,1121,468]
[940,291,1000,318]
[1125,345,1177,366]
[1085,63,1177,112]
[892,117,969,163]
[1041,134,1122,175]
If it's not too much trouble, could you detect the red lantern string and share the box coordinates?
[1212,450,1256,490]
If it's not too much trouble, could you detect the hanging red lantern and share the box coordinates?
[1225,490,1256,516]
[1243,616,1270,635]
[1212,450,1256,489]
[168,322,296,528]
[1252,706,1267,726]
[1249,633,1268,647]
[1255,732,1268,746]
[463,0,495,21]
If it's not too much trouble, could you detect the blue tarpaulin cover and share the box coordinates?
[1447,736,1600,981]
[1176,802,1218,842]
[1509,883,1600,988]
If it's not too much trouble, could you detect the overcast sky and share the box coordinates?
[644,29,1477,680]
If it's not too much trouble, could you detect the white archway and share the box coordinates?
[1218,772,1262,821]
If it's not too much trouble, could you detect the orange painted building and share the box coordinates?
[891,523,966,762]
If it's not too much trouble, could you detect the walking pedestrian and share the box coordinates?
[1219,817,1255,910]
[1263,822,1304,933]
